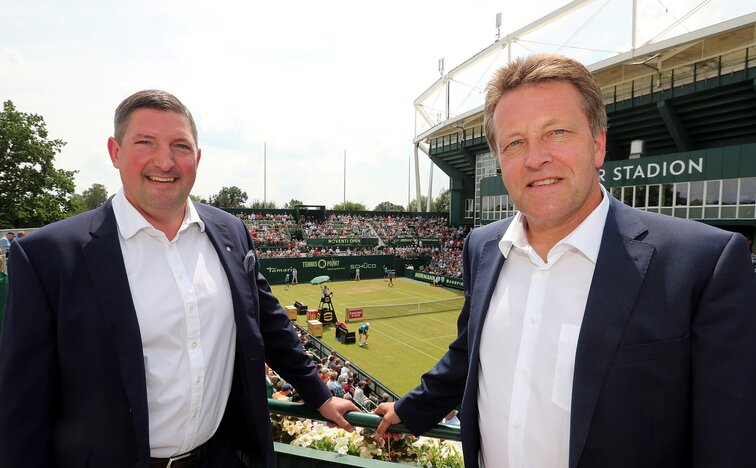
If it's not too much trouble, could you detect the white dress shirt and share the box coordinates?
[112,190,236,457]
[477,188,609,468]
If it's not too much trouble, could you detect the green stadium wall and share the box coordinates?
[260,255,393,284]
[405,270,464,290]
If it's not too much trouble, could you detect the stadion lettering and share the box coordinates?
[600,157,703,184]
[261,255,393,283]
[405,270,464,290]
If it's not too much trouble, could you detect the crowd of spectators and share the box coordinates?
[244,213,469,278]
[264,341,392,413]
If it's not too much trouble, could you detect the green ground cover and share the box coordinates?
[271,277,464,395]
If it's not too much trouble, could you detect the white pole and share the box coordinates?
[263,142,267,205]
[426,162,434,212]
[343,149,346,205]
[414,144,422,212]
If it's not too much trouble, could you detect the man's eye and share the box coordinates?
[136,140,151,145]
[552,129,566,135]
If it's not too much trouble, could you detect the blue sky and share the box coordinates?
[1,1,751,209]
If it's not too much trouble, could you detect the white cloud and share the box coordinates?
[1,1,751,210]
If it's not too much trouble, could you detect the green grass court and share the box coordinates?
[271,277,464,395]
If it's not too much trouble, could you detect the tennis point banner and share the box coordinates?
[260,255,394,284]
[405,270,464,290]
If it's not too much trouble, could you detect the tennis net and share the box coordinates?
[345,296,464,322]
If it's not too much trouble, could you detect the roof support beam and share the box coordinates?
[657,100,692,151]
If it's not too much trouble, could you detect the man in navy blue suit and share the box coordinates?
[0,90,356,467]
[375,54,756,467]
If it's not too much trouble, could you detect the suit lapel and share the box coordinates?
[569,198,654,468]
[81,202,151,463]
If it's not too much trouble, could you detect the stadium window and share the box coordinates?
[634,185,646,208]
[647,185,660,207]
[689,181,704,206]
[722,179,738,205]
[738,177,756,205]
[465,199,474,219]
[610,187,621,200]
[705,180,721,205]
[662,184,674,207]
[622,186,634,206]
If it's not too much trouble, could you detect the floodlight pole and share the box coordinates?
[264,142,267,205]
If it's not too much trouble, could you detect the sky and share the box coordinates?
[1,0,752,210]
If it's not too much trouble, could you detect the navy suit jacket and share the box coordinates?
[0,200,331,468]
[395,196,756,467]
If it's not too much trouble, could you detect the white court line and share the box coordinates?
[374,321,450,354]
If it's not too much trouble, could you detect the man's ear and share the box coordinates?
[107,137,120,168]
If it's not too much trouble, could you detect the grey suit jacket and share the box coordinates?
[395,195,756,467]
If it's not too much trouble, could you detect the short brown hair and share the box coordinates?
[113,89,198,145]
[483,54,607,154]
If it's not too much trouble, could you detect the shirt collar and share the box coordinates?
[112,189,205,240]
[499,185,610,264]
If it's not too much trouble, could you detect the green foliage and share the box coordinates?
[433,188,450,213]
[331,201,366,211]
[284,198,303,209]
[407,195,429,212]
[189,193,208,204]
[373,201,405,212]
[209,186,247,208]
[250,199,277,209]
[0,100,77,227]
[68,183,109,216]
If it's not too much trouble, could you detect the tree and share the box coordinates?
[69,183,109,216]
[374,201,405,212]
[209,186,247,208]
[433,188,450,213]
[0,100,77,227]
[407,195,429,212]
[250,199,277,209]
[190,193,208,204]
[331,201,366,211]
[284,198,304,209]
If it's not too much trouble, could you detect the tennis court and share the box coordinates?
[271,277,465,395]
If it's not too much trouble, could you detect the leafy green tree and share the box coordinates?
[331,201,366,211]
[0,100,77,227]
[69,183,109,215]
[209,186,247,208]
[374,201,405,212]
[407,195,429,212]
[433,188,450,213]
[284,198,304,209]
[250,199,277,209]
[189,193,208,204]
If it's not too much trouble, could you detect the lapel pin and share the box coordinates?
[226,246,232,252]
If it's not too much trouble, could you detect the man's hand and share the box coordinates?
[317,397,358,432]
[373,402,401,437]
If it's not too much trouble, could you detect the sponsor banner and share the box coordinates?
[392,238,441,247]
[392,238,416,246]
[347,308,364,320]
[405,270,464,290]
[261,255,393,284]
[306,238,379,247]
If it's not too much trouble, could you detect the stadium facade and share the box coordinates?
[415,9,756,242]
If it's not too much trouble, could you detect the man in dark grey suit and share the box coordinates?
[376,54,756,467]
[0,90,356,467]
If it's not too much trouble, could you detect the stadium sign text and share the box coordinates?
[599,157,703,184]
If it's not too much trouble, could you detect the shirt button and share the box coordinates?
[189,306,194,312]
[528,317,537,324]
[191,342,198,348]
[520,368,528,376]
[179,274,184,281]
[513,421,521,429]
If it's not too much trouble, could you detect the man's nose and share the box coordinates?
[153,143,175,171]
[523,139,552,169]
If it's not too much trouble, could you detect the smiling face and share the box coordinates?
[108,108,201,233]
[493,80,605,236]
